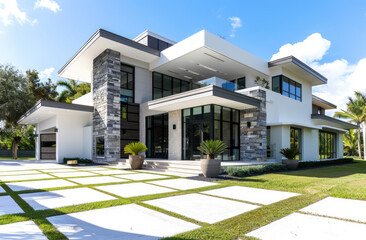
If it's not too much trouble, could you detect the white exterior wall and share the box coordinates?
[56,113,92,163]
[270,125,290,162]
[302,128,319,161]
[135,66,152,103]
[83,126,93,160]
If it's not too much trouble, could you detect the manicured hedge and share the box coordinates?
[226,164,287,177]
[63,157,93,164]
[298,158,353,168]
[226,158,354,177]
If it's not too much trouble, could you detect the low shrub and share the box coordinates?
[226,164,287,177]
[63,157,93,164]
[298,158,353,168]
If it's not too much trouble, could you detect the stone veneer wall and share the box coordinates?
[93,49,121,162]
[240,89,267,161]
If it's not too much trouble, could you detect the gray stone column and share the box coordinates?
[92,49,121,162]
[240,89,267,161]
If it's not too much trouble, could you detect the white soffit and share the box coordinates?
[150,30,269,81]
[58,29,160,83]
[312,95,337,110]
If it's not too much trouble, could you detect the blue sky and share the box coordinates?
[0,0,365,109]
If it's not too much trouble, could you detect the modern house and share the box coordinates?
[18,29,356,164]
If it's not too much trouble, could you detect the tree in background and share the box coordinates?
[0,65,35,159]
[0,65,58,159]
[26,70,58,101]
[343,129,361,157]
[334,91,366,159]
[56,80,90,103]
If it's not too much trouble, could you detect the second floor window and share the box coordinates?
[272,75,302,102]
[153,72,190,100]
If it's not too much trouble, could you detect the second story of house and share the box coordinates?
[58,28,353,131]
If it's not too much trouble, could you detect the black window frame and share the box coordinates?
[95,136,105,157]
[319,131,337,159]
[146,113,169,159]
[290,127,302,160]
[152,72,190,100]
[272,75,302,102]
[120,63,135,103]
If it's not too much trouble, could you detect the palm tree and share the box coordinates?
[56,80,90,102]
[334,91,366,159]
[334,105,363,159]
[343,129,359,156]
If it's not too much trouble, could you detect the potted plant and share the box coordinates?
[197,140,228,178]
[124,142,148,170]
[280,148,300,170]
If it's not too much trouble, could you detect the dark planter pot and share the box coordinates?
[129,155,144,170]
[200,158,221,178]
[283,159,299,170]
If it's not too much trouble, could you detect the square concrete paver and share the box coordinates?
[20,187,116,210]
[202,186,299,205]
[246,213,366,240]
[40,168,78,173]
[70,176,128,185]
[301,197,366,223]
[51,171,98,178]
[150,178,218,190]
[144,193,259,224]
[117,173,169,181]
[47,204,200,240]
[0,170,40,176]
[91,169,135,175]
[0,195,24,216]
[0,221,48,239]
[79,167,112,171]
[7,179,77,192]
[96,182,176,198]
[0,174,54,182]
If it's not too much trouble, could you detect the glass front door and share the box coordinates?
[191,121,210,160]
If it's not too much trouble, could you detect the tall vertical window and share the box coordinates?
[153,72,190,100]
[146,113,168,158]
[290,127,301,160]
[120,64,134,103]
[96,136,105,157]
[319,131,336,159]
[272,75,302,101]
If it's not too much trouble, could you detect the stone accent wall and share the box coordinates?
[240,89,267,161]
[93,49,121,162]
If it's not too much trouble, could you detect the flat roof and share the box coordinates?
[312,95,337,109]
[58,29,160,82]
[18,100,93,125]
[268,56,327,85]
[311,114,357,130]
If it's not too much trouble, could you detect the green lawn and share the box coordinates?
[1,159,365,239]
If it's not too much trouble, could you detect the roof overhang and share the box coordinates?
[58,29,160,83]
[312,95,337,109]
[18,100,94,125]
[148,85,261,112]
[268,56,327,86]
[311,114,357,130]
[149,30,269,82]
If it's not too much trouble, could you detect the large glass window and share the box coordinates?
[153,72,190,100]
[272,75,302,101]
[290,127,301,160]
[146,113,169,158]
[319,131,336,159]
[182,105,240,161]
[120,64,134,103]
[231,77,246,90]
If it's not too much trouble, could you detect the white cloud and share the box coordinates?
[34,0,61,13]
[271,33,366,115]
[0,0,36,26]
[39,67,55,79]
[228,16,242,38]
[270,33,331,65]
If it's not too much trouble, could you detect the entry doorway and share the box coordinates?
[190,121,210,160]
[40,134,56,160]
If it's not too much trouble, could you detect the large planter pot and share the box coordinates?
[129,155,144,170]
[283,159,299,170]
[200,158,221,178]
